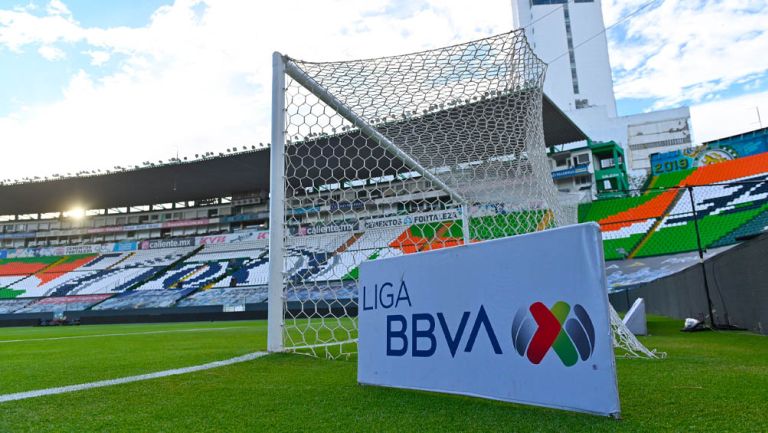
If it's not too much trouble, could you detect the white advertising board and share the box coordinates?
[358,223,620,417]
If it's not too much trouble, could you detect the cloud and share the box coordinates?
[46,0,71,17]
[84,49,110,66]
[0,4,82,51]
[0,0,513,180]
[604,0,768,108]
[37,44,65,60]
[690,89,768,143]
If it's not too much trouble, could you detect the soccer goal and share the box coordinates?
[267,30,660,360]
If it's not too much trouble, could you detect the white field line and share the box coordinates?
[0,351,268,404]
[0,326,252,344]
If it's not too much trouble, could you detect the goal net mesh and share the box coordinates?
[273,29,658,360]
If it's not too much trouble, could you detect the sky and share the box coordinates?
[0,0,766,180]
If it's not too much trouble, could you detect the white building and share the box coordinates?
[624,107,692,172]
[512,0,617,115]
[548,145,595,194]
[511,0,692,174]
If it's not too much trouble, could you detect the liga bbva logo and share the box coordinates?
[511,302,596,367]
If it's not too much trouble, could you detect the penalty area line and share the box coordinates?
[0,351,268,404]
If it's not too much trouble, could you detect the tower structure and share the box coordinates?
[512,0,693,174]
[512,0,617,116]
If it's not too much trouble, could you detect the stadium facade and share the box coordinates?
[511,0,693,174]
[1,144,765,333]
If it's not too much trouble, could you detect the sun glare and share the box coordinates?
[66,207,86,219]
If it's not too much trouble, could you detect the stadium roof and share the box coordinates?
[0,95,585,215]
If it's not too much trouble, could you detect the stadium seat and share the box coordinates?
[92,288,196,310]
[15,294,112,313]
[0,298,33,313]
[177,287,268,307]
[580,153,768,260]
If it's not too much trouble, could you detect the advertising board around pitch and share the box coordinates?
[357,222,620,417]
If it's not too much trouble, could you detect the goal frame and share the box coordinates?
[265,34,660,360]
[267,52,286,353]
[267,51,473,352]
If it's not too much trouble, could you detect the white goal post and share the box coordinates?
[267,30,661,360]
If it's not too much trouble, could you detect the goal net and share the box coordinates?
[268,30,659,360]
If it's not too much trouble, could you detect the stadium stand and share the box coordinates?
[578,193,661,223]
[0,247,197,300]
[471,211,555,239]
[136,258,254,291]
[64,247,195,296]
[15,294,112,313]
[162,241,269,289]
[711,207,768,247]
[333,227,406,279]
[0,256,63,298]
[197,240,267,260]
[63,266,162,296]
[682,152,768,185]
[0,179,766,312]
[286,283,357,302]
[9,254,98,297]
[0,298,32,313]
[0,143,765,317]
[177,287,268,307]
[114,247,195,269]
[213,257,271,287]
[92,288,196,310]
[0,286,25,299]
[0,100,587,320]
[582,152,768,260]
[285,234,353,283]
[647,169,695,189]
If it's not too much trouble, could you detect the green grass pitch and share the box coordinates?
[0,317,766,432]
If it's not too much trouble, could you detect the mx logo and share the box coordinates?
[511,301,596,367]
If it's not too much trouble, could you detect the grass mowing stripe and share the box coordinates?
[0,326,249,344]
[0,351,268,404]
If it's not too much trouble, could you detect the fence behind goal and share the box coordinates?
[269,30,578,359]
